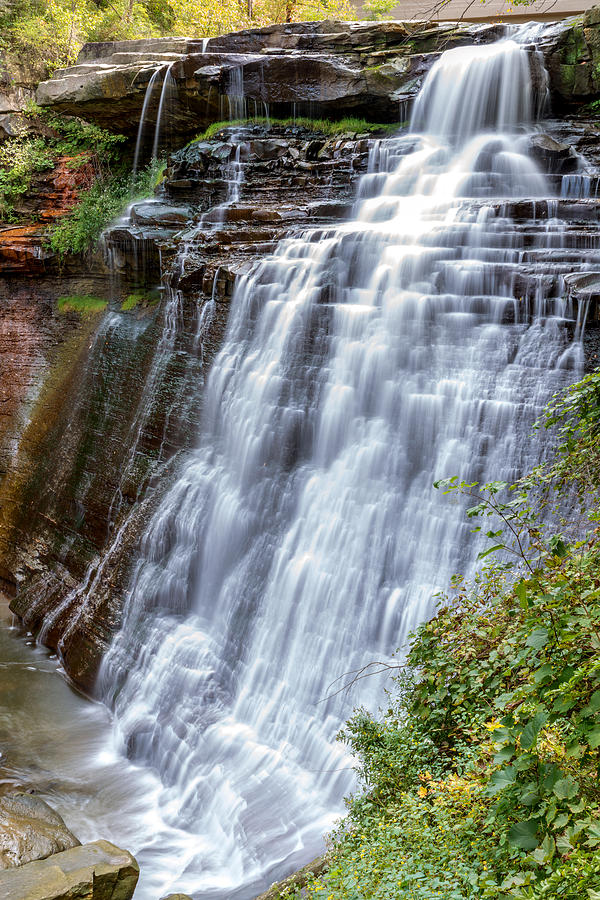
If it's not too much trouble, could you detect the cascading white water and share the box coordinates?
[96,37,586,898]
[410,39,547,139]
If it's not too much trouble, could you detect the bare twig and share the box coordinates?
[320,660,404,702]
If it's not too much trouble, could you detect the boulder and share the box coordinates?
[0,793,80,869]
[529,133,578,173]
[130,202,193,227]
[0,839,139,900]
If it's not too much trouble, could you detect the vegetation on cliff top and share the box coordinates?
[0,103,162,254]
[294,372,600,899]
[0,107,126,223]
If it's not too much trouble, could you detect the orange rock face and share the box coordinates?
[0,225,51,275]
[36,155,95,225]
[0,154,95,275]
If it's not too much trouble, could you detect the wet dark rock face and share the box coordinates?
[0,121,374,692]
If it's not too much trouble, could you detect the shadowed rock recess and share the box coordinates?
[34,12,600,140]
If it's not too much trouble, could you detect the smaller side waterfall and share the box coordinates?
[133,62,179,175]
[152,63,177,160]
[226,66,246,120]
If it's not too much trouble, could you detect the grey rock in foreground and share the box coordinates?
[0,793,80,869]
[0,839,139,900]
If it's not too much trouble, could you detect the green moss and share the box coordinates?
[561,25,587,66]
[194,116,403,143]
[120,289,160,311]
[153,161,167,189]
[57,295,108,314]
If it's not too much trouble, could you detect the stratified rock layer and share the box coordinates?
[34,13,600,147]
[34,20,508,140]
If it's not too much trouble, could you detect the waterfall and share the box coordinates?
[410,40,548,139]
[98,36,584,898]
[133,62,179,175]
[152,63,177,161]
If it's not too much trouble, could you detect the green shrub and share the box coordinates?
[49,160,162,256]
[0,137,55,221]
[0,114,127,224]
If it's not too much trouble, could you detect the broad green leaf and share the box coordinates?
[519,785,539,807]
[515,581,528,609]
[520,711,548,750]
[526,627,549,650]
[586,727,600,749]
[553,696,575,713]
[533,664,553,684]
[556,832,573,854]
[515,753,537,772]
[581,690,600,718]
[553,777,578,800]
[566,740,586,759]
[548,535,568,557]
[494,744,516,765]
[487,766,517,795]
[508,819,539,850]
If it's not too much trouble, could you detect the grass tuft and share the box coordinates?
[57,295,107,314]
[194,116,404,143]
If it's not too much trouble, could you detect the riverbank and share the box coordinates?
[0,599,199,898]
